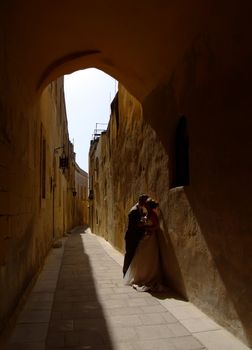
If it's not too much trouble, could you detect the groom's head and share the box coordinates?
[138,194,149,207]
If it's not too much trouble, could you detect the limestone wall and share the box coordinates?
[0,77,83,333]
[74,163,89,226]
[89,87,170,251]
[140,28,252,345]
[89,85,249,345]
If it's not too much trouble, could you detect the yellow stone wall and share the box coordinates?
[89,86,170,250]
[89,84,247,344]
[0,77,83,333]
[74,163,89,226]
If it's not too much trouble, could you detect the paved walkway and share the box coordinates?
[4,227,250,350]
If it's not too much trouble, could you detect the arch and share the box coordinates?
[1,0,210,102]
[37,50,148,102]
[37,50,101,91]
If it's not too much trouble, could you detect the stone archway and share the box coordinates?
[0,0,211,101]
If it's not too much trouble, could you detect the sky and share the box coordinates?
[64,68,118,172]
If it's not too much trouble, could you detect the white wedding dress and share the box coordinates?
[123,227,164,291]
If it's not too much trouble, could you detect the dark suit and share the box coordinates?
[123,204,145,276]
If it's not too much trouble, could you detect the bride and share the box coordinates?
[123,198,166,292]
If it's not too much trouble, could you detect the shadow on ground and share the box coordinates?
[46,229,115,350]
[149,289,186,302]
[68,225,89,235]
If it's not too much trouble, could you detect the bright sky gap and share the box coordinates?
[64,68,118,172]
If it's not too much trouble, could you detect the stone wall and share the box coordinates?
[74,163,89,226]
[89,87,170,252]
[141,28,252,346]
[0,77,83,333]
[89,84,249,345]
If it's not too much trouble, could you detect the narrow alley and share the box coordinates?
[1,2,252,348]
[4,227,249,350]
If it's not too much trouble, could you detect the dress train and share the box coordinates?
[124,229,165,291]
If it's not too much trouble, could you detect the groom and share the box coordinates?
[123,194,149,276]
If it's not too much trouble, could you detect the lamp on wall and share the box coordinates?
[54,145,69,172]
[59,150,69,172]
[88,189,94,200]
[68,187,77,197]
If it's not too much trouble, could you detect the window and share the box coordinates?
[173,115,190,187]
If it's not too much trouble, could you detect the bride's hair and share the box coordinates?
[145,198,159,209]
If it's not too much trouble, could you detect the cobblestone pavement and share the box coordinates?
[5,227,250,350]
